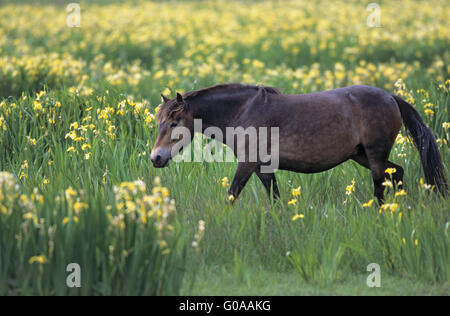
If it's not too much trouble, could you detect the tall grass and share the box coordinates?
[0,170,187,295]
[0,89,189,295]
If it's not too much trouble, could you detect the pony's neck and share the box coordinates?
[187,90,250,131]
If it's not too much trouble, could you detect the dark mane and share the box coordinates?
[156,83,281,121]
[183,83,281,99]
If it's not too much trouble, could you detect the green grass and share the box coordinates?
[185,266,450,295]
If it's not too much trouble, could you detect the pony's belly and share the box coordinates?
[278,158,347,173]
[276,141,358,173]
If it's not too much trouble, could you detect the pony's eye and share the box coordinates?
[170,122,178,128]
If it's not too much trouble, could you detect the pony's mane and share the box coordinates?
[156,83,281,121]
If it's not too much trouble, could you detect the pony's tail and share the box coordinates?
[392,94,447,195]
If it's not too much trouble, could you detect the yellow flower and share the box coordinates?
[154,70,164,80]
[292,213,304,221]
[436,138,448,145]
[36,90,46,99]
[19,171,27,180]
[385,168,396,175]
[381,203,399,212]
[33,101,42,112]
[414,239,419,246]
[395,133,407,144]
[81,143,91,151]
[162,248,171,255]
[221,177,229,188]
[160,187,169,198]
[145,115,153,124]
[362,199,374,207]
[29,255,48,264]
[345,179,356,195]
[65,186,77,198]
[70,122,79,130]
[73,202,87,213]
[390,203,399,212]
[382,179,393,187]
[419,178,433,190]
[27,136,37,146]
[23,212,34,220]
[62,217,69,225]
[424,109,434,116]
[43,178,50,185]
[126,200,136,211]
[252,59,265,69]
[288,198,297,205]
[0,116,6,131]
[21,160,29,170]
[67,146,75,153]
[291,186,301,197]
[65,130,76,140]
[395,189,407,197]
[161,87,171,97]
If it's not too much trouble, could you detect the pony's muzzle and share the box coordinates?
[150,147,171,168]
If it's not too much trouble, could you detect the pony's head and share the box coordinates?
[151,93,194,168]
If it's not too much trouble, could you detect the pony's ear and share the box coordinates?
[176,92,183,104]
[176,92,189,112]
[161,94,170,103]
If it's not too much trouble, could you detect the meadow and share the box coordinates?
[0,0,449,295]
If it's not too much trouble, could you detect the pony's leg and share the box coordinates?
[351,147,391,203]
[352,154,404,191]
[255,171,280,200]
[351,152,383,201]
[364,144,395,204]
[369,160,388,204]
[228,163,256,202]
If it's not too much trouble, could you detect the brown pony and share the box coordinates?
[151,83,447,203]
